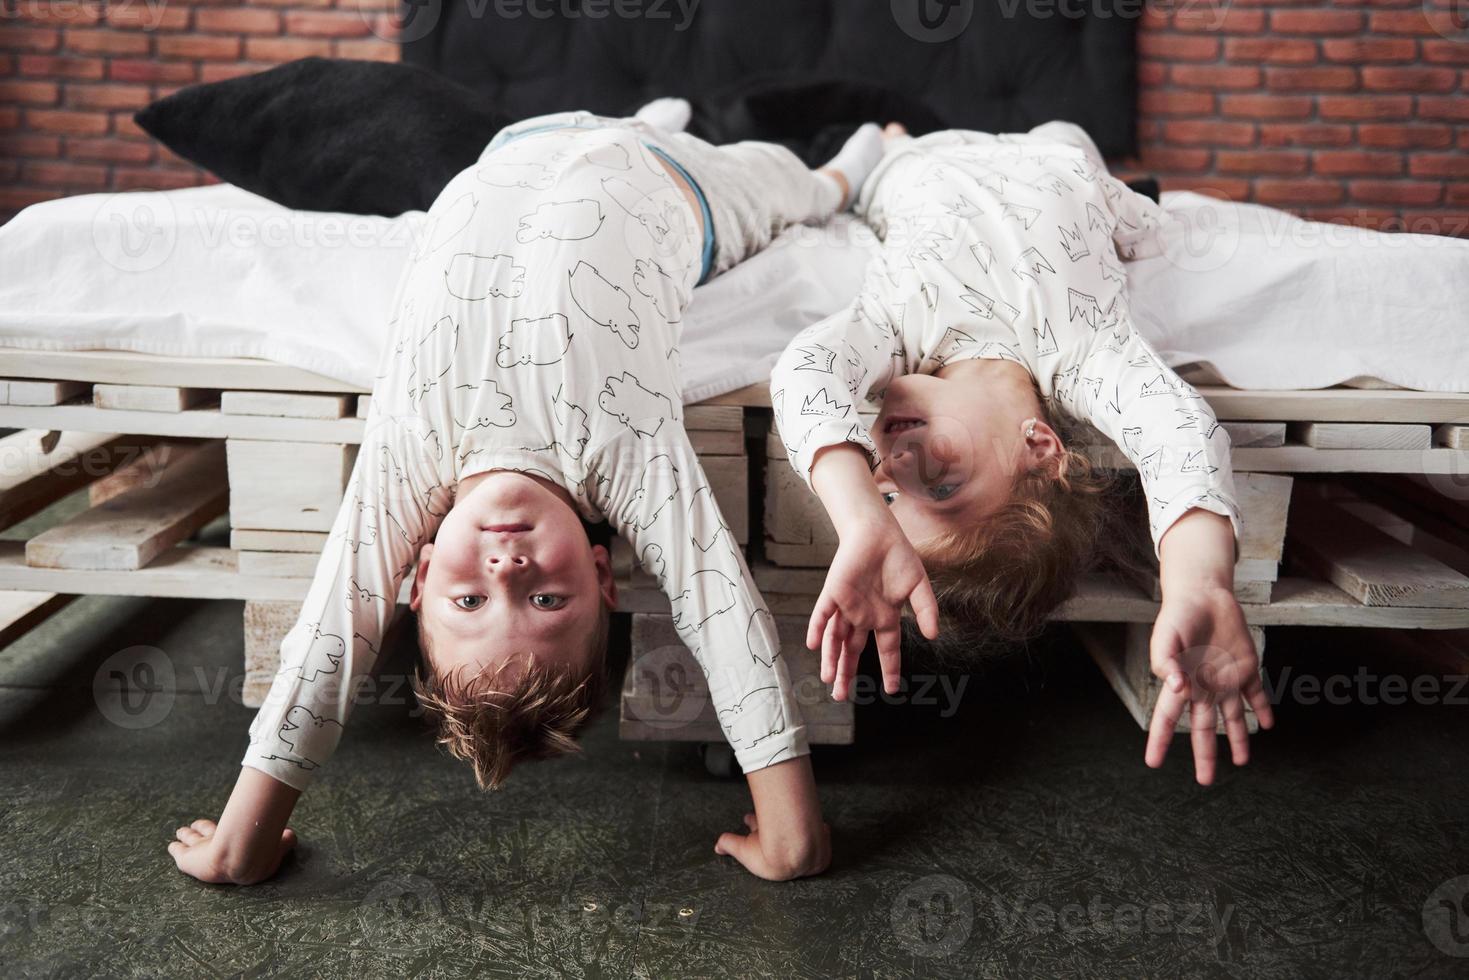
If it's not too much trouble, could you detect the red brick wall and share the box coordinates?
[1119,0,1469,236]
[2,1,1467,233]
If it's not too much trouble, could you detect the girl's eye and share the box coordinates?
[454,595,486,610]
[882,490,901,506]
[531,594,566,610]
[928,484,958,501]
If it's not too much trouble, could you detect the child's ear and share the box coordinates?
[408,543,434,612]
[1024,419,1065,472]
[590,543,618,610]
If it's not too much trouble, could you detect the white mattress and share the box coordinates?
[0,184,873,404]
[2,184,1466,398]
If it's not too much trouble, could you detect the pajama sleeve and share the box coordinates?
[241,415,448,791]
[1062,328,1242,556]
[593,429,809,774]
[769,300,903,488]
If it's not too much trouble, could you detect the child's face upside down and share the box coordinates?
[410,470,617,680]
[871,358,1064,548]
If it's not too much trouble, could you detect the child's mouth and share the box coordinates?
[483,524,533,533]
[883,416,926,434]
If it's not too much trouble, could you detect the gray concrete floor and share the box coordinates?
[3,581,1468,979]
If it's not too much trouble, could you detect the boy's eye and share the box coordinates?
[882,490,901,506]
[454,595,486,610]
[928,484,958,501]
[530,594,566,610]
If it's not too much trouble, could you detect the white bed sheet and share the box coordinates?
[0,183,874,404]
[2,184,1466,399]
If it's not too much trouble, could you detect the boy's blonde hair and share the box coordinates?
[914,407,1114,663]
[412,606,610,789]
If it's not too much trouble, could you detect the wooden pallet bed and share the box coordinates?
[3,348,1468,747]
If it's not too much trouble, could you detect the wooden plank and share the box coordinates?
[684,405,744,431]
[88,440,202,506]
[0,402,366,444]
[237,551,321,578]
[764,458,836,554]
[1237,473,1293,564]
[1223,421,1286,448]
[229,529,330,554]
[221,391,352,419]
[1290,422,1431,451]
[1288,499,1469,609]
[0,430,137,531]
[0,591,75,650]
[0,348,363,393]
[93,384,210,413]
[226,440,356,533]
[1,379,89,406]
[1436,425,1468,450]
[25,442,228,571]
[355,395,372,419]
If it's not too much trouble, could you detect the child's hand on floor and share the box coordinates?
[715,811,831,882]
[1147,509,1274,785]
[168,817,297,885]
[167,768,302,886]
[808,515,940,702]
[719,756,830,881]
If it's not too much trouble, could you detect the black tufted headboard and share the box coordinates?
[401,0,1142,159]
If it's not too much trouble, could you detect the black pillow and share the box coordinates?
[134,57,511,216]
[137,57,1161,216]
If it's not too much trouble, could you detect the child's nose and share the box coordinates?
[486,554,530,571]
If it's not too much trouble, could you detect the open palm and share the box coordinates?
[806,519,939,701]
[1145,586,1274,785]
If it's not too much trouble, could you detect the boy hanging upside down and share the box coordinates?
[167,106,886,884]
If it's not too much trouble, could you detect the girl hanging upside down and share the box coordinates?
[770,122,1275,787]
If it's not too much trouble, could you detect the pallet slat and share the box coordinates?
[1288,499,1469,609]
[1290,422,1431,450]
[24,442,228,571]
[0,590,75,649]
[0,430,138,531]
[94,384,210,413]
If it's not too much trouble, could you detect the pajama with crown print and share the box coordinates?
[770,123,1241,554]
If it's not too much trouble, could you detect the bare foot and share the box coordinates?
[883,122,909,143]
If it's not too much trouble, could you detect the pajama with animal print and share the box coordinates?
[244,123,836,789]
[770,122,1241,553]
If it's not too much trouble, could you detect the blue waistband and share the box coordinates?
[643,143,716,286]
[488,124,716,285]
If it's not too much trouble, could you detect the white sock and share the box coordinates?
[634,97,692,134]
[815,122,885,212]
